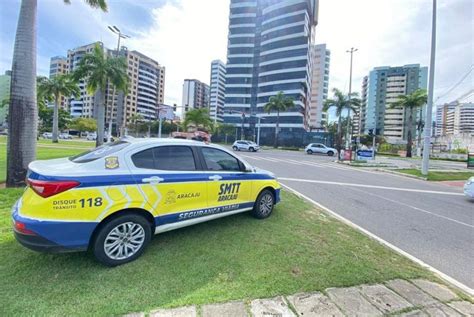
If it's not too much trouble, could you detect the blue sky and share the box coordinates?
[1,0,472,113]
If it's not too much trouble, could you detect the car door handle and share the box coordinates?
[209,175,222,181]
[142,176,164,184]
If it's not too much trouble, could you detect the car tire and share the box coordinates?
[327,151,334,156]
[249,147,255,152]
[307,150,313,154]
[92,214,152,267]
[232,146,238,151]
[251,189,275,219]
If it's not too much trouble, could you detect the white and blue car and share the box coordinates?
[464,177,474,199]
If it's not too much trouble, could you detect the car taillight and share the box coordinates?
[14,221,36,235]
[27,179,80,198]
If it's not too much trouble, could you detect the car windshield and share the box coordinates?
[70,141,130,163]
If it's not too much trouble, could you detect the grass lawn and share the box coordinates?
[396,168,474,181]
[0,189,433,316]
[0,140,93,182]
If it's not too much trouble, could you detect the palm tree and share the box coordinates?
[264,91,295,148]
[72,43,128,146]
[7,0,107,187]
[183,108,213,132]
[37,74,79,143]
[128,113,143,136]
[323,88,360,156]
[390,89,427,158]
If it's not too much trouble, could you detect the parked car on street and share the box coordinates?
[86,133,97,141]
[59,133,72,139]
[232,140,260,152]
[42,132,52,139]
[305,143,336,156]
[12,139,281,266]
[464,177,474,199]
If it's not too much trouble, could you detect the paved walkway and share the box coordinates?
[125,279,473,316]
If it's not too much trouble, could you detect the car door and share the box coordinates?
[129,145,208,223]
[314,144,325,154]
[200,147,253,211]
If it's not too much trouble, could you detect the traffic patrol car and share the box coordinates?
[12,139,281,266]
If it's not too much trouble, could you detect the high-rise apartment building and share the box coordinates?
[223,0,319,133]
[209,60,226,123]
[65,42,165,131]
[49,56,68,109]
[436,90,474,136]
[309,43,330,129]
[358,64,428,142]
[182,79,210,113]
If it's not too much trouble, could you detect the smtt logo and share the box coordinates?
[218,183,241,202]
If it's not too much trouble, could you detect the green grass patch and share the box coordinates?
[396,169,474,181]
[0,189,432,316]
[0,141,92,183]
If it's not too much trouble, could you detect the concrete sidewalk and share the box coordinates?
[126,279,473,317]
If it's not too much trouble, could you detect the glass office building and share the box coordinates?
[224,0,319,134]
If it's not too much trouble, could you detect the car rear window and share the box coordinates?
[70,141,130,163]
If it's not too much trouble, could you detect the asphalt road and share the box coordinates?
[236,148,474,291]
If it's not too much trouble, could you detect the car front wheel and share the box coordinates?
[92,214,152,266]
[251,189,275,219]
[249,147,255,152]
[307,149,313,154]
[232,146,238,151]
[327,151,334,156]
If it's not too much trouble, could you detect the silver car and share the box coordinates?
[232,140,260,152]
[464,177,474,199]
[305,143,336,156]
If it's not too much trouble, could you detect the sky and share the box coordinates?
[0,0,472,113]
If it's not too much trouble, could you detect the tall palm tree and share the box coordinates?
[323,88,360,156]
[72,43,128,146]
[390,89,427,158]
[128,113,143,136]
[7,0,107,187]
[37,74,79,143]
[183,108,213,132]
[264,91,295,148]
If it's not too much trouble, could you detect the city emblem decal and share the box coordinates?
[105,156,120,169]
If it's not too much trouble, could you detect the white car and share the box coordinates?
[305,143,336,156]
[464,177,474,199]
[232,140,260,152]
[59,133,72,139]
[86,133,97,141]
[42,132,52,139]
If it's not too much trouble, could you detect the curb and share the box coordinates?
[375,169,428,181]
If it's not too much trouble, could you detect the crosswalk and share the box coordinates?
[240,155,368,173]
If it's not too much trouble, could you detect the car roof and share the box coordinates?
[123,137,227,150]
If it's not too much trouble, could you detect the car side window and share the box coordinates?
[202,148,241,171]
[132,146,196,171]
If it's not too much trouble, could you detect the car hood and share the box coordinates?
[255,167,276,178]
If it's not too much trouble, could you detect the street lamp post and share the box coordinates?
[256,116,266,146]
[346,47,358,150]
[107,25,130,142]
[422,0,437,175]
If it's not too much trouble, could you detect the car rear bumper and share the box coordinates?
[11,200,94,253]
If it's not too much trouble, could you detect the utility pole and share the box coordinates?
[108,25,130,142]
[346,47,358,151]
[422,0,437,175]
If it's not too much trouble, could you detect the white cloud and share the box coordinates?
[128,0,230,107]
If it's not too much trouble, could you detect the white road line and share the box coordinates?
[348,186,474,229]
[278,177,464,196]
[280,183,474,296]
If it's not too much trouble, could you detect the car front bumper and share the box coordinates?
[464,185,474,198]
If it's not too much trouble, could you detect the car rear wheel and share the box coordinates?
[327,151,334,156]
[92,214,152,266]
[307,149,313,154]
[251,189,275,219]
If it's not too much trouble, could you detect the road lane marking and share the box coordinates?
[278,177,464,196]
[348,186,474,229]
[280,183,474,296]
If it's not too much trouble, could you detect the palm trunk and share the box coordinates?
[274,110,279,148]
[406,107,413,158]
[336,113,342,159]
[96,90,105,147]
[52,96,59,143]
[7,0,38,187]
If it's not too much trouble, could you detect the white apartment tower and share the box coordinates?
[209,60,226,123]
[309,44,330,130]
[182,79,210,114]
